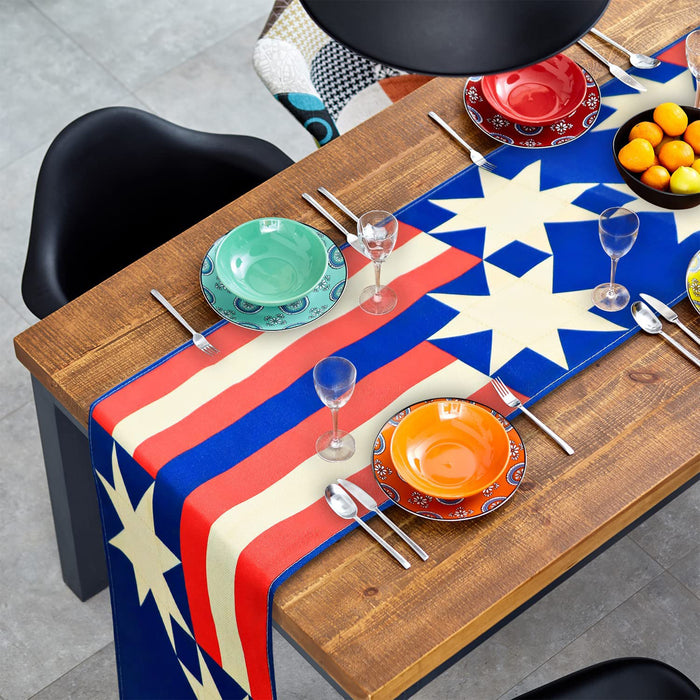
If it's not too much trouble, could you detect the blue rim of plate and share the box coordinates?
[686,249,700,315]
[200,229,347,331]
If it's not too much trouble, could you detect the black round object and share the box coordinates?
[300,0,610,76]
[613,105,700,210]
[513,657,699,700]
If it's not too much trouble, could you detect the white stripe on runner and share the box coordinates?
[205,359,489,687]
[112,232,451,455]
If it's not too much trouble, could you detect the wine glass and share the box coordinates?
[313,356,357,461]
[686,29,700,108]
[358,210,399,315]
[592,207,639,312]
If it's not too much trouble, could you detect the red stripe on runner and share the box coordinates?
[179,341,455,667]
[92,223,423,435]
[91,325,257,434]
[237,499,347,700]
[236,466,384,698]
[133,244,479,476]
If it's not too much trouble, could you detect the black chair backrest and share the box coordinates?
[22,106,294,318]
[515,657,699,700]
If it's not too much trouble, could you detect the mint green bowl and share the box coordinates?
[214,218,328,306]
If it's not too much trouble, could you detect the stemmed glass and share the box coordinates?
[686,29,700,108]
[358,210,399,315]
[313,356,357,461]
[592,207,640,312]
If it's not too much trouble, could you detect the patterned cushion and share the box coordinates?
[253,0,432,146]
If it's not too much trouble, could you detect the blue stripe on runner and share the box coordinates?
[153,295,459,554]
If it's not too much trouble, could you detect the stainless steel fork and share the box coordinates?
[491,377,574,455]
[151,289,220,357]
[428,111,496,172]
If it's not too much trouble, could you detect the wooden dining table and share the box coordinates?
[13,0,700,697]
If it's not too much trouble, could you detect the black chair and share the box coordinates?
[514,658,699,700]
[22,106,294,319]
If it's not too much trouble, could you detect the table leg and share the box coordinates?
[31,376,107,600]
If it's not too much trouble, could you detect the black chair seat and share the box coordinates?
[514,658,699,700]
[22,106,294,319]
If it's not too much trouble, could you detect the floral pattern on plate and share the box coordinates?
[372,398,526,521]
[200,231,346,331]
[462,66,600,149]
[686,250,700,315]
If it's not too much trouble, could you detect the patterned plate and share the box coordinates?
[372,398,526,521]
[462,64,600,149]
[200,230,347,331]
[686,249,700,315]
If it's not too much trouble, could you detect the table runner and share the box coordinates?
[90,36,700,700]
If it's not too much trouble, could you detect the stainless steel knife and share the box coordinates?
[578,40,647,92]
[337,478,429,560]
[640,293,700,346]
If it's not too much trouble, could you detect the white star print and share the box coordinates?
[98,446,189,647]
[428,161,595,257]
[430,258,627,374]
[179,647,227,700]
[592,70,696,134]
[607,183,700,244]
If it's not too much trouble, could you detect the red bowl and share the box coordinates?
[481,54,587,126]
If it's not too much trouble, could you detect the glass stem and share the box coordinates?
[608,256,618,295]
[695,83,700,109]
[330,407,340,446]
[373,261,382,291]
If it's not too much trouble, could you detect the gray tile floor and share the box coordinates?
[1,2,698,698]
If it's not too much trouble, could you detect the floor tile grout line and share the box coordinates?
[1,8,278,171]
[666,565,700,602]
[26,0,134,96]
[131,10,270,99]
[628,529,700,576]
[0,398,36,426]
[0,288,31,326]
[27,642,116,699]
[26,0,269,97]
[496,566,669,699]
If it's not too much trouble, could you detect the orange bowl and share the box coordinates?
[389,400,511,499]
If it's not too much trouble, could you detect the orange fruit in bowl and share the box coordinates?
[683,120,700,154]
[640,165,671,191]
[693,158,700,175]
[653,102,688,136]
[654,134,675,155]
[618,138,656,172]
[629,121,664,147]
[657,139,695,172]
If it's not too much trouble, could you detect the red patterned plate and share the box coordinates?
[463,65,600,149]
[372,398,526,521]
[481,55,587,126]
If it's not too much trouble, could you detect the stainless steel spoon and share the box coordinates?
[589,28,660,69]
[324,484,410,568]
[631,301,700,368]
